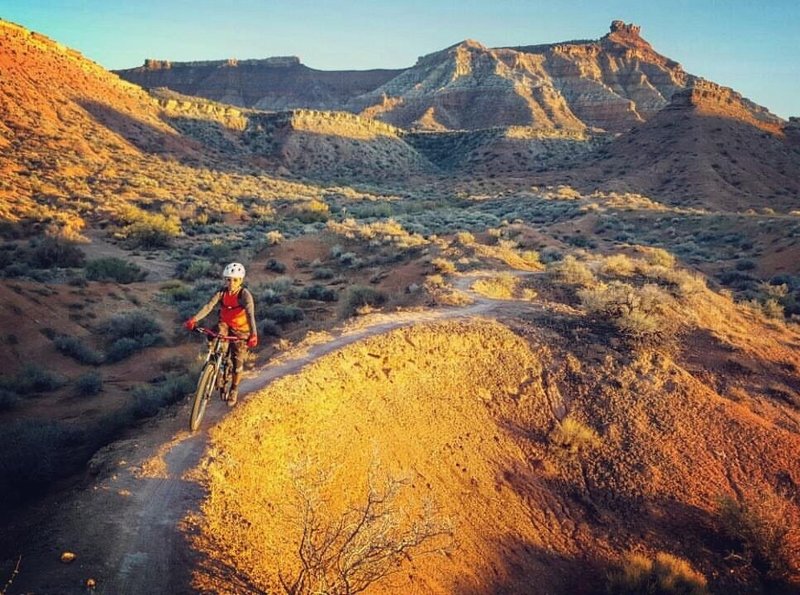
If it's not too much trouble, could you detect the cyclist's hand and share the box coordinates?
[247,334,258,348]
[184,318,197,331]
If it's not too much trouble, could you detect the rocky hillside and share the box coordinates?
[117,56,402,111]
[115,21,785,134]
[545,79,800,212]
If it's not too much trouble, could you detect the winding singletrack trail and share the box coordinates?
[6,272,540,595]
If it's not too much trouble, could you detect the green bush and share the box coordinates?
[266,258,287,273]
[101,311,164,362]
[27,236,85,269]
[265,304,305,324]
[103,311,162,342]
[312,267,335,280]
[2,364,65,395]
[74,371,103,396]
[130,373,194,419]
[606,551,708,595]
[260,319,282,337]
[338,286,387,318]
[300,284,337,302]
[176,258,213,281]
[54,335,104,365]
[86,257,146,283]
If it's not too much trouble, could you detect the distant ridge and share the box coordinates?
[113,19,785,134]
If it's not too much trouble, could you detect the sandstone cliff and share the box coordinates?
[117,58,402,111]
[114,21,774,134]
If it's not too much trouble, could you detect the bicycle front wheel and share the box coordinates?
[190,363,216,432]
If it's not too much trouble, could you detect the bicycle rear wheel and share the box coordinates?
[190,363,216,432]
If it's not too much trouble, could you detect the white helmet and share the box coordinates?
[222,262,246,279]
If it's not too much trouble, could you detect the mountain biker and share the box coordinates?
[183,262,257,406]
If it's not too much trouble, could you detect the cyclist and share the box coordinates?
[184,262,257,406]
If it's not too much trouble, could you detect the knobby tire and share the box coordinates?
[190,363,216,432]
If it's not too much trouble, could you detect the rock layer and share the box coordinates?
[114,21,773,134]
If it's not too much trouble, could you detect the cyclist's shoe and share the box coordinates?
[227,387,238,407]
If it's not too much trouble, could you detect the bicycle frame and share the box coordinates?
[189,326,241,432]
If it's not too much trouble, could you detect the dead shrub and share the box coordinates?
[606,551,709,595]
[578,282,678,347]
[549,416,600,454]
[717,489,800,582]
[278,463,453,595]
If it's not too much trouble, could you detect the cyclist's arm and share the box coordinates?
[243,289,257,337]
[191,291,222,323]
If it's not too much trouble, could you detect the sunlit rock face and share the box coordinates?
[115,21,783,135]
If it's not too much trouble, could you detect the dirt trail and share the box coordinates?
[5,272,539,595]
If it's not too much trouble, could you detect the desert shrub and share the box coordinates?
[260,319,282,337]
[2,364,65,395]
[176,258,213,281]
[549,416,600,453]
[265,230,284,245]
[101,311,164,362]
[159,281,195,305]
[86,257,146,283]
[130,373,194,419]
[27,236,85,269]
[549,255,595,286]
[54,335,104,365]
[312,267,335,280]
[718,270,759,291]
[339,285,387,318]
[0,420,82,505]
[299,284,337,302]
[471,273,519,299]
[292,199,330,223]
[647,268,707,299]
[105,338,143,362]
[736,259,757,271]
[718,491,800,581]
[640,247,676,269]
[264,304,305,324]
[606,551,708,595]
[455,231,476,245]
[431,258,457,274]
[579,282,676,345]
[116,207,181,248]
[0,388,20,411]
[74,371,103,396]
[519,250,542,268]
[338,252,363,268]
[601,254,637,278]
[266,258,287,273]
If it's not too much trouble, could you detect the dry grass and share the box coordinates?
[606,551,709,595]
[548,416,601,454]
[470,273,520,299]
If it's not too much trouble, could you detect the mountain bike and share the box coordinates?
[189,327,241,432]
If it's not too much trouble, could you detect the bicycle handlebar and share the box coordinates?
[193,326,242,342]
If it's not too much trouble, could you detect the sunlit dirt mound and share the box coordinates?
[194,315,800,594]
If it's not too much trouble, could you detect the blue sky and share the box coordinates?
[2,0,798,118]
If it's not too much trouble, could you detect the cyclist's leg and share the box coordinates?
[227,340,247,406]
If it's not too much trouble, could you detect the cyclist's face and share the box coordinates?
[224,276,243,291]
